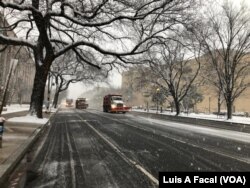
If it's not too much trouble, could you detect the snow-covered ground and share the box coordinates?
[2,104,29,114]
[132,109,250,125]
[1,104,50,124]
[7,115,49,124]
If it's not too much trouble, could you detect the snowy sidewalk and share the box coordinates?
[0,108,51,187]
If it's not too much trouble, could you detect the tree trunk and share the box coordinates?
[226,100,233,119]
[174,98,180,116]
[29,65,49,118]
[52,90,60,108]
[217,98,221,115]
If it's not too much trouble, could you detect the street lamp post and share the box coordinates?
[209,97,211,114]
[146,100,149,112]
[0,59,18,115]
[156,88,160,114]
[143,91,150,113]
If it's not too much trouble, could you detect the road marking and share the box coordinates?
[77,115,159,186]
[67,120,84,123]
[65,122,76,188]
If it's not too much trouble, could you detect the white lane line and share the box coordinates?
[77,115,159,186]
[65,122,76,188]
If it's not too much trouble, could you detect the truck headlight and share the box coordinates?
[111,104,116,108]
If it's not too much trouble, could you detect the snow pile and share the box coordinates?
[1,104,59,124]
[2,104,29,114]
[7,115,49,124]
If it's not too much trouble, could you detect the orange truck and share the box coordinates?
[103,94,131,113]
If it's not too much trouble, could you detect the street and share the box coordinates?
[25,108,250,188]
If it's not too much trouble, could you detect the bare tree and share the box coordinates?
[50,51,107,108]
[193,1,250,119]
[200,64,225,115]
[182,85,203,113]
[0,0,196,118]
[145,39,201,115]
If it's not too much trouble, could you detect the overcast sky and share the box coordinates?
[68,69,122,99]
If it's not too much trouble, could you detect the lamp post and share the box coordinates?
[156,88,160,114]
[209,96,211,114]
[143,91,150,113]
[0,59,18,115]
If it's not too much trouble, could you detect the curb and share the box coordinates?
[0,110,58,186]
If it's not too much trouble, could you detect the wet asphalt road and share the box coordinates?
[25,108,250,188]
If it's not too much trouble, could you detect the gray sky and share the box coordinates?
[68,70,122,99]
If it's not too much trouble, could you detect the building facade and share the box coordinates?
[0,15,35,105]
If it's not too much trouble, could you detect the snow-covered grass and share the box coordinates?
[132,109,250,125]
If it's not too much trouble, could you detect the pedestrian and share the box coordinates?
[0,116,6,134]
[0,117,5,148]
[0,116,6,129]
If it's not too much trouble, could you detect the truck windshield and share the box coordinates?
[112,96,122,101]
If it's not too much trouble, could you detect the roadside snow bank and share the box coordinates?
[8,115,48,124]
[2,104,29,114]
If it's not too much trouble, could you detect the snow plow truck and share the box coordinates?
[75,98,88,109]
[103,94,131,113]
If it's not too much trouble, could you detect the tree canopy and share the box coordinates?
[0,0,196,118]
